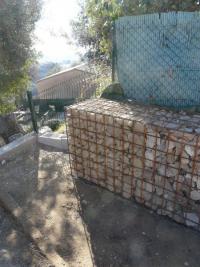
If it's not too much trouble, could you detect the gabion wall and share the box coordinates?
[66,99,200,230]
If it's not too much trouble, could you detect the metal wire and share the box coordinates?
[113,12,200,109]
[66,99,200,231]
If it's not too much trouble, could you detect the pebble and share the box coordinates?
[184,212,199,227]
[1,160,6,165]
[185,145,194,157]
[190,190,200,201]
[184,262,189,266]
[82,200,87,205]
[195,128,200,134]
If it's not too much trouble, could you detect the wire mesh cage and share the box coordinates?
[66,99,200,231]
[113,12,200,109]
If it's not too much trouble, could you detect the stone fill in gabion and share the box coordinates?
[66,99,200,230]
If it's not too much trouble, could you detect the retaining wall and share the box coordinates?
[66,99,200,230]
[0,132,37,161]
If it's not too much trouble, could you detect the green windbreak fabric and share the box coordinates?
[115,12,200,109]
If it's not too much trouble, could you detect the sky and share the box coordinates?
[34,0,82,64]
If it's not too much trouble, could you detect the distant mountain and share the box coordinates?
[38,61,67,79]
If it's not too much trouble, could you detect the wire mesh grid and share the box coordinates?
[65,99,200,231]
[114,12,200,109]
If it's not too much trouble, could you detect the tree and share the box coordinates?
[0,0,41,114]
[72,0,200,63]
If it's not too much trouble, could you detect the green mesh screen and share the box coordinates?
[114,12,200,109]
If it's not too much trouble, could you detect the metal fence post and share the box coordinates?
[27,91,38,133]
[112,20,116,83]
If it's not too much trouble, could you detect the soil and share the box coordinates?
[0,206,51,267]
[1,144,200,267]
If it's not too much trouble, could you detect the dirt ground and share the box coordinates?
[0,206,50,267]
[1,144,200,267]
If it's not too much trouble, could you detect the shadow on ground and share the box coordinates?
[0,145,50,267]
[0,144,92,267]
[1,144,200,267]
[75,179,200,267]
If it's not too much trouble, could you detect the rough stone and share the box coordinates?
[67,99,200,231]
[185,145,194,157]
[184,213,199,227]
[190,190,200,201]
[0,135,6,147]
[39,126,52,134]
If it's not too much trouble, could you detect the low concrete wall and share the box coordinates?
[0,130,68,163]
[0,132,37,161]
[38,132,68,151]
[67,99,200,231]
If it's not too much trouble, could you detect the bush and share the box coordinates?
[44,119,63,132]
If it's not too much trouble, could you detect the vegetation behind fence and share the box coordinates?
[30,63,111,130]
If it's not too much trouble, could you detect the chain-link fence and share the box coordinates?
[113,12,200,109]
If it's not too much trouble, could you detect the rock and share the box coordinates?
[68,99,200,231]
[39,126,52,134]
[146,130,156,149]
[168,141,176,152]
[101,83,124,100]
[143,190,152,201]
[144,181,154,193]
[133,158,143,169]
[0,135,6,147]
[173,213,185,224]
[155,175,164,194]
[185,145,194,157]
[181,151,190,166]
[122,191,132,199]
[134,122,145,133]
[165,123,179,129]
[152,195,162,207]
[157,164,177,177]
[134,134,145,146]
[190,190,200,201]
[145,149,154,167]
[123,183,131,193]
[195,128,200,134]
[1,160,6,165]
[183,127,193,133]
[0,114,24,138]
[184,212,199,227]
[8,133,23,143]
[82,200,87,205]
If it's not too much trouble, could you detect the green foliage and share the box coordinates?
[44,119,63,132]
[100,82,124,100]
[72,0,200,62]
[0,0,41,114]
[92,63,112,97]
